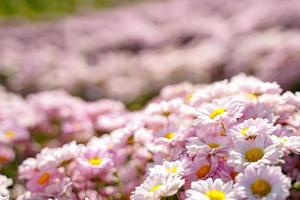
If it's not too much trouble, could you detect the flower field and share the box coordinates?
[0,0,300,200]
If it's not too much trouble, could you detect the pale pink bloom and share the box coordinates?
[184,157,218,188]
[230,74,282,96]
[131,174,184,200]
[0,145,15,168]
[228,135,284,172]
[214,160,238,182]
[186,178,235,200]
[186,136,231,159]
[229,118,275,139]
[26,169,71,196]
[240,103,274,123]
[194,98,244,128]
[76,146,114,177]
[281,91,300,108]
[0,174,12,200]
[272,135,300,154]
[159,82,196,101]
[145,99,184,116]
[149,161,185,177]
[0,120,29,144]
[95,112,130,132]
[235,164,291,200]
[190,80,234,106]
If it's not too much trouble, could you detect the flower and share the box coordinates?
[0,175,12,200]
[194,98,244,128]
[229,118,275,139]
[131,174,184,200]
[149,161,185,177]
[228,135,283,172]
[75,146,114,177]
[186,136,231,159]
[186,178,235,200]
[235,164,291,200]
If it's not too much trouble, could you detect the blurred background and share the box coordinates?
[0,0,300,108]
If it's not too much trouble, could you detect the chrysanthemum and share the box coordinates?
[272,135,300,154]
[0,174,12,200]
[149,161,185,177]
[76,146,114,176]
[229,118,275,139]
[235,164,291,200]
[228,135,283,172]
[194,98,244,128]
[131,174,184,200]
[186,178,235,200]
[184,157,218,186]
[186,136,231,159]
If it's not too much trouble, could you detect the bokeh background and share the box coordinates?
[0,0,300,108]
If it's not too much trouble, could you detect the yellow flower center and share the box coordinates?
[166,166,177,173]
[4,130,15,138]
[246,93,259,101]
[210,108,226,119]
[38,172,50,185]
[245,148,264,162]
[164,132,175,140]
[251,179,271,197]
[89,157,103,166]
[205,189,225,200]
[240,127,249,136]
[150,184,161,192]
[208,143,220,148]
[196,164,211,179]
[185,93,194,102]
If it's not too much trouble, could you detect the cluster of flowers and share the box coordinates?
[1,0,300,101]
[6,74,299,199]
[0,87,130,171]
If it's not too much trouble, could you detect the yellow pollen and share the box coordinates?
[208,143,220,148]
[281,138,288,143]
[150,184,161,192]
[196,164,211,179]
[164,132,175,139]
[251,179,271,197]
[240,127,249,136]
[38,172,50,185]
[210,108,226,119]
[185,93,194,102]
[89,157,103,165]
[245,148,264,162]
[205,189,225,200]
[4,130,15,138]
[246,93,259,101]
[166,166,177,173]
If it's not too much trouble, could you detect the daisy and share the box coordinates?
[235,164,291,200]
[0,174,12,200]
[271,135,300,154]
[228,135,283,172]
[186,136,231,159]
[194,98,244,128]
[229,118,275,139]
[76,146,114,177]
[149,161,185,177]
[131,174,184,200]
[184,157,218,187]
[186,178,235,200]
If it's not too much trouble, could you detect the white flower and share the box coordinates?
[131,174,184,200]
[235,164,291,200]
[149,161,184,177]
[186,178,235,200]
[186,136,231,159]
[194,98,244,128]
[228,135,284,172]
[0,175,12,200]
[271,135,300,154]
[229,118,275,139]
